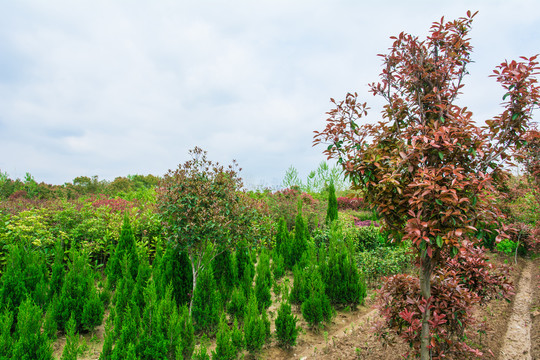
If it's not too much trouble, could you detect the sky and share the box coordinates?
[0,1,539,188]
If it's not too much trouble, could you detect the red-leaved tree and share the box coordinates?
[157,147,254,314]
[314,12,539,359]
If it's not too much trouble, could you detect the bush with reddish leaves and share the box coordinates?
[336,197,365,211]
[376,245,513,359]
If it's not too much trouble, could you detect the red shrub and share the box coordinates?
[336,197,365,210]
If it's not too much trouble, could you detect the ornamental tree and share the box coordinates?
[314,12,539,359]
[157,147,253,314]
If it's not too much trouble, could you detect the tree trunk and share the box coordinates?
[420,255,433,360]
[188,254,198,317]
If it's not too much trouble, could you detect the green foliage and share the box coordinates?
[274,217,289,258]
[357,244,413,284]
[12,298,53,360]
[271,249,285,280]
[212,248,235,303]
[61,313,79,360]
[0,309,13,359]
[0,244,49,318]
[176,305,195,360]
[231,317,244,353]
[212,314,237,360]
[326,181,338,224]
[192,343,210,360]
[81,290,104,333]
[227,287,246,323]
[321,234,366,308]
[275,299,299,348]
[154,242,192,307]
[255,248,272,312]
[56,250,103,333]
[244,293,266,354]
[110,306,138,360]
[136,281,167,360]
[300,271,332,330]
[49,241,65,302]
[43,300,58,340]
[289,264,308,305]
[107,213,139,288]
[354,225,385,252]
[157,147,254,314]
[192,267,221,334]
[497,239,518,254]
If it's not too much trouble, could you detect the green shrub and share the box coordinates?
[43,300,58,340]
[271,250,285,280]
[12,298,53,360]
[192,267,221,334]
[61,313,78,360]
[153,243,193,307]
[213,249,235,303]
[244,294,266,354]
[255,248,272,312]
[231,317,244,353]
[227,287,246,323]
[300,272,332,330]
[289,265,308,305]
[176,305,195,360]
[0,245,48,315]
[0,309,13,359]
[212,314,237,360]
[235,239,254,288]
[106,213,139,288]
[326,181,338,224]
[82,290,104,332]
[56,250,103,333]
[354,225,384,252]
[192,344,210,360]
[275,299,299,348]
[322,242,366,308]
[357,244,413,284]
[497,239,518,254]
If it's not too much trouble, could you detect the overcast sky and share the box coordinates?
[0,1,539,188]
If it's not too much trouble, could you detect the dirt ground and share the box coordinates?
[52,255,539,360]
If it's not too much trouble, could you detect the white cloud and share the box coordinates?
[0,0,539,186]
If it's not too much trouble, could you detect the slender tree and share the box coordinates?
[314,12,539,359]
[157,147,254,314]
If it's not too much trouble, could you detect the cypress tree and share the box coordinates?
[212,248,235,303]
[244,293,266,355]
[191,267,221,333]
[61,313,78,360]
[235,239,254,287]
[326,181,338,224]
[0,309,13,359]
[212,314,237,360]
[290,202,308,269]
[301,271,332,330]
[57,250,103,332]
[231,317,244,353]
[255,248,272,312]
[154,243,192,307]
[275,299,299,348]
[12,298,53,360]
[107,213,139,288]
[226,286,246,323]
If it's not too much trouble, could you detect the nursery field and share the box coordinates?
[1,12,540,360]
[0,162,538,360]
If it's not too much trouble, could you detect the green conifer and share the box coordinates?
[275,299,299,348]
[61,313,78,360]
[255,248,272,312]
[212,313,237,360]
[325,181,338,224]
[107,213,139,288]
[244,293,266,354]
[12,298,53,360]
[191,266,221,333]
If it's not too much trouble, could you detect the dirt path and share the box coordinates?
[500,261,534,360]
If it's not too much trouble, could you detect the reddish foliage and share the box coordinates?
[377,246,513,358]
[336,196,365,210]
[353,219,379,227]
[87,195,136,213]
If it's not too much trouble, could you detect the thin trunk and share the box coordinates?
[420,255,433,360]
[188,253,198,317]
